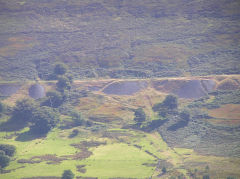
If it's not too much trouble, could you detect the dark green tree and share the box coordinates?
[162,166,166,174]
[71,111,84,126]
[227,177,235,179]
[44,90,63,108]
[180,110,190,121]
[134,108,146,123]
[13,98,38,122]
[57,76,71,91]
[203,175,210,179]
[0,144,16,157]
[162,94,178,109]
[54,63,68,76]
[0,153,10,170]
[30,106,59,135]
[61,169,74,179]
[0,101,4,113]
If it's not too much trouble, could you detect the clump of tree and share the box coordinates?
[162,166,167,174]
[70,110,92,127]
[30,106,59,135]
[0,144,16,171]
[179,109,191,122]
[134,108,146,124]
[162,94,178,110]
[54,63,68,76]
[13,98,39,123]
[12,98,59,135]
[153,94,178,117]
[61,169,74,179]
[57,75,72,91]
[0,101,4,114]
[42,90,64,108]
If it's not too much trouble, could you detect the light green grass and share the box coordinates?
[81,143,156,178]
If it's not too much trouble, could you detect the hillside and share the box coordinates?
[0,0,240,80]
[0,75,240,178]
[1,0,240,178]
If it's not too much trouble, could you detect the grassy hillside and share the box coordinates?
[0,75,240,178]
[0,0,240,80]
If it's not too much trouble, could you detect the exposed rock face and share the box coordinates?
[29,84,45,99]
[102,81,148,95]
[0,83,21,96]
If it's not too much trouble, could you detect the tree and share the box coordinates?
[0,153,10,170]
[57,76,71,91]
[61,169,74,179]
[30,106,59,135]
[203,175,210,179]
[134,108,146,123]
[54,63,68,76]
[162,95,178,109]
[13,98,38,122]
[44,90,63,108]
[227,177,235,179]
[0,102,4,113]
[0,144,16,157]
[162,166,166,174]
[180,110,190,121]
[71,111,84,126]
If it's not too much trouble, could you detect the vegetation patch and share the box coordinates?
[208,104,240,120]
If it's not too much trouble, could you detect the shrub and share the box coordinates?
[162,166,166,174]
[61,169,74,179]
[203,175,210,179]
[57,76,71,91]
[0,102,4,113]
[54,63,68,76]
[134,108,146,123]
[71,111,84,126]
[180,110,190,121]
[162,94,178,109]
[69,129,79,138]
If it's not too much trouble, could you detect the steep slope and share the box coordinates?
[0,0,240,80]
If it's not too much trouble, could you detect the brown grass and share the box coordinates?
[208,104,240,120]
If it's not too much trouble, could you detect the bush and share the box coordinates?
[61,169,74,179]
[54,63,68,76]
[69,129,79,138]
[0,102,4,113]
[162,167,166,174]
[0,144,16,157]
[57,76,71,91]
[71,111,84,126]
[162,95,178,109]
[203,175,210,179]
[180,110,190,121]
[134,108,146,123]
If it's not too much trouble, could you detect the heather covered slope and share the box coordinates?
[0,0,240,80]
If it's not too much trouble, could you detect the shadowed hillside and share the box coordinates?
[0,0,240,80]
